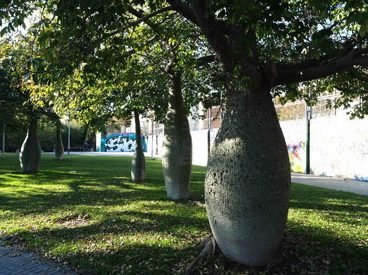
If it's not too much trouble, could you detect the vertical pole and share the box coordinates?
[155,134,158,155]
[68,119,71,155]
[1,121,5,159]
[305,104,311,174]
[151,119,154,159]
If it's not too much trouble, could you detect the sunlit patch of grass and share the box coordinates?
[0,154,210,274]
[286,183,368,274]
[0,154,367,274]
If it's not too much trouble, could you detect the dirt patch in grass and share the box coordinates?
[54,213,92,228]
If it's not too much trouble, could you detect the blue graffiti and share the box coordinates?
[100,133,147,152]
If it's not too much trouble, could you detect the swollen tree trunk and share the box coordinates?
[19,115,41,173]
[205,87,290,266]
[55,121,64,160]
[162,72,192,200]
[131,110,146,182]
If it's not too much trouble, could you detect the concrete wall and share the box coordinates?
[145,128,219,166]
[150,113,368,181]
[145,132,165,158]
[100,104,368,181]
[280,111,368,181]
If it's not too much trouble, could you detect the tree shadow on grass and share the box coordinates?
[12,210,208,243]
[283,220,368,274]
[289,183,368,227]
[63,243,197,275]
[6,210,209,274]
[0,177,168,216]
[0,171,204,219]
[4,156,366,273]
[8,208,367,275]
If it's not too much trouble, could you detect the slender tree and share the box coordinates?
[54,118,64,160]
[131,110,146,182]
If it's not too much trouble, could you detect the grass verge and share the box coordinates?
[0,153,367,274]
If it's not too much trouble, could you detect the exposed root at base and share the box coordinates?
[185,236,217,275]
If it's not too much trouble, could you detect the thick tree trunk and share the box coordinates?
[162,72,192,200]
[55,121,64,160]
[19,116,41,173]
[205,87,290,266]
[131,110,146,182]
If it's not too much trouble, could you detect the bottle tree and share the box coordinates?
[131,110,146,182]
[31,11,212,192]
[162,63,193,200]
[30,44,151,182]
[0,36,43,173]
[54,119,64,160]
[19,111,41,173]
[2,0,368,265]
[166,1,368,265]
[132,16,211,200]
[46,112,64,160]
[2,28,76,170]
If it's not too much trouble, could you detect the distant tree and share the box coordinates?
[46,112,64,159]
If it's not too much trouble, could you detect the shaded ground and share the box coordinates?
[0,154,367,274]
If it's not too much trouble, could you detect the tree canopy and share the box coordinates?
[1,1,367,114]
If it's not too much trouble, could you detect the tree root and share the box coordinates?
[185,236,216,275]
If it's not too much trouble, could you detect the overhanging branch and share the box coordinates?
[196,55,216,67]
[165,0,199,26]
[104,5,173,38]
[126,5,173,30]
[354,55,368,66]
[275,49,368,86]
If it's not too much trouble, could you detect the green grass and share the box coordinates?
[0,154,367,274]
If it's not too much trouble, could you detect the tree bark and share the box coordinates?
[19,115,41,173]
[131,110,146,182]
[205,86,290,266]
[162,72,192,200]
[164,2,291,265]
[1,121,5,159]
[55,121,64,160]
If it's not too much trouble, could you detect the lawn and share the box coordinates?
[0,154,367,274]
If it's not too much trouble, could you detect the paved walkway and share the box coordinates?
[292,173,368,196]
[0,241,75,275]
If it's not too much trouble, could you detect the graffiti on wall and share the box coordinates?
[287,141,306,173]
[101,133,147,152]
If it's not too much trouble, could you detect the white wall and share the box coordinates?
[190,115,368,181]
[145,133,165,158]
[281,112,368,181]
[100,109,368,181]
[145,128,219,166]
[96,132,102,152]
